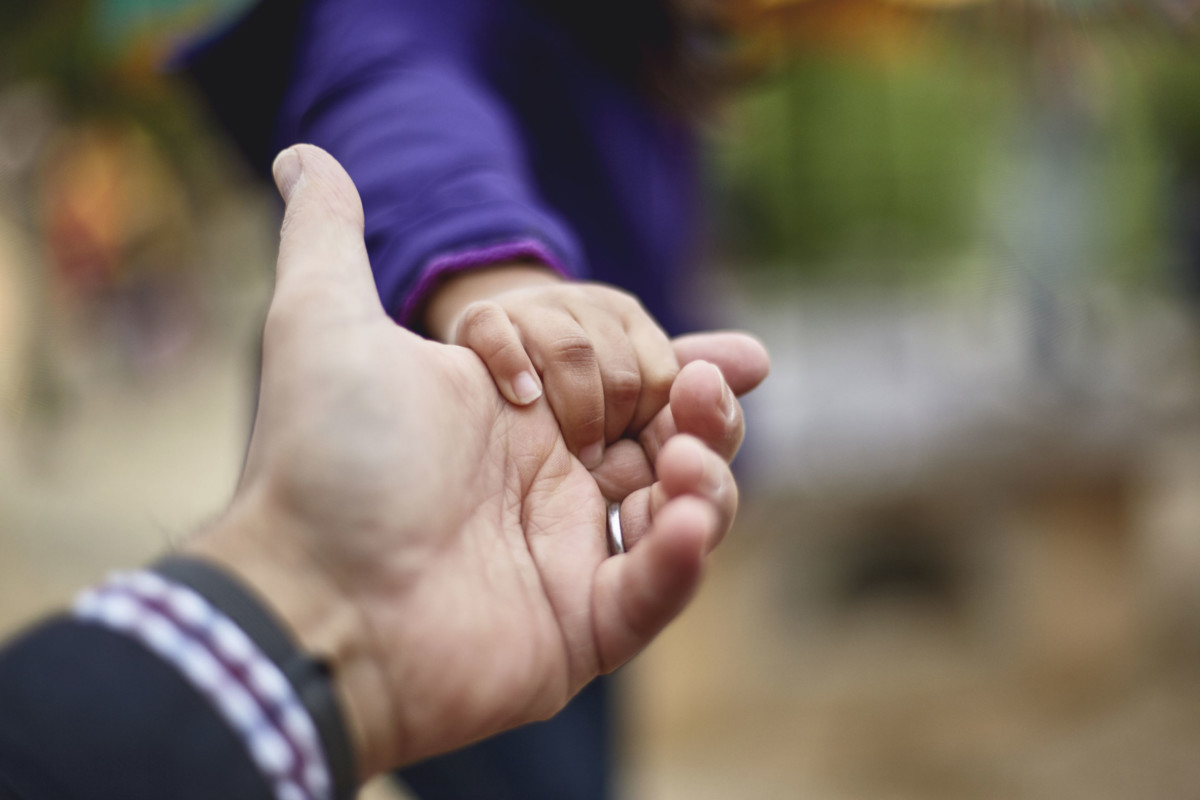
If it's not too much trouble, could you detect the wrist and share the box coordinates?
[423,261,563,341]
[181,497,399,779]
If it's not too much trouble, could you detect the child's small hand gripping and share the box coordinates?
[424,263,679,469]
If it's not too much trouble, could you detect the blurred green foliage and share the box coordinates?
[710,46,1010,283]
[0,1,103,110]
[1151,42,1200,173]
[709,30,1196,289]
[0,0,253,198]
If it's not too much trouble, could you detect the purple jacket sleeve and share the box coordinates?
[275,0,587,326]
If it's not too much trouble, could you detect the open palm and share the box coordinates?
[210,146,768,774]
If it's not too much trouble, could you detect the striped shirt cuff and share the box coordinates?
[73,570,333,800]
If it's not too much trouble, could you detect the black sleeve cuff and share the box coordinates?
[0,619,275,800]
[154,556,357,800]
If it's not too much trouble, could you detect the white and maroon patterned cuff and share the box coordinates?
[72,571,332,800]
[400,237,574,327]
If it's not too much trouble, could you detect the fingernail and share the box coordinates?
[512,371,542,405]
[702,459,725,496]
[580,440,604,469]
[718,375,735,422]
[272,147,303,203]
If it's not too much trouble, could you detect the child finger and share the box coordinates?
[524,312,607,469]
[573,305,643,444]
[453,301,543,405]
[623,313,679,436]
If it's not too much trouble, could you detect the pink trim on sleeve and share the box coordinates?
[399,238,573,327]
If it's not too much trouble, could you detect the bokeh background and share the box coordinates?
[2,1,1199,798]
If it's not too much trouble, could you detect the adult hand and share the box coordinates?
[185,145,768,779]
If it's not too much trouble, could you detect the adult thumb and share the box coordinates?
[270,145,381,319]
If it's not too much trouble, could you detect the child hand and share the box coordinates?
[424,263,679,469]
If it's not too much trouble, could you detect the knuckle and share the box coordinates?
[456,303,515,357]
[576,409,606,437]
[556,389,605,435]
[642,360,679,397]
[548,334,596,368]
[597,284,642,315]
[606,368,642,407]
[456,301,504,336]
[612,288,643,313]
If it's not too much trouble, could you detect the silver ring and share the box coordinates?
[606,502,625,555]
